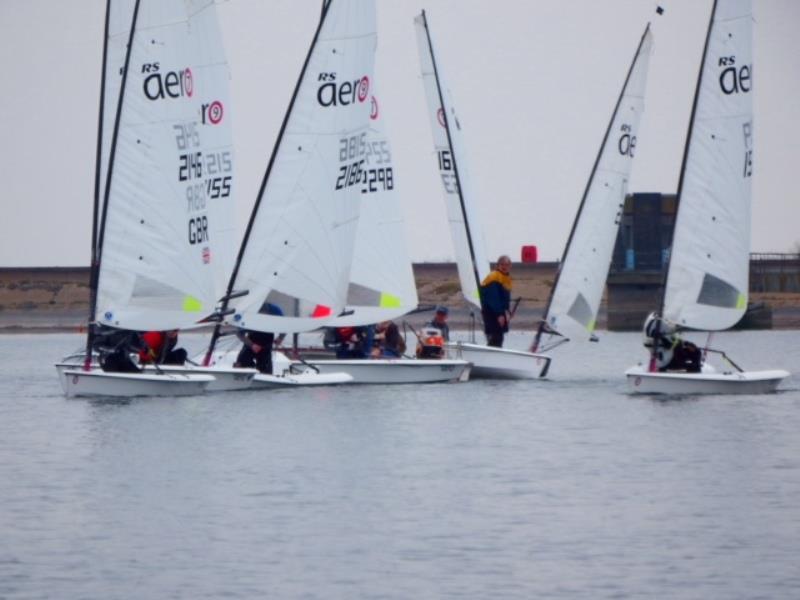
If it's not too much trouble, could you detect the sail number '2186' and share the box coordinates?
[335,133,395,194]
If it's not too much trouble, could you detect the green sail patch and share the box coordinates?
[380,292,402,308]
[183,296,203,313]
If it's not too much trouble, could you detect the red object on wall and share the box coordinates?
[521,245,538,263]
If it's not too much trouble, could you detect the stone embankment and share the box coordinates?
[1,264,799,331]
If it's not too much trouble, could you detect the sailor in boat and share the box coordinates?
[324,326,374,359]
[95,326,142,373]
[139,330,188,366]
[643,313,702,373]
[480,255,513,348]
[426,305,450,342]
[415,327,445,359]
[372,320,406,358]
[234,302,286,375]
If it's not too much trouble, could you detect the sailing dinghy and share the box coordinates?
[414,10,549,379]
[200,0,376,388]
[58,0,244,397]
[530,24,654,374]
[297,84,471,384]
[625,0,789,394]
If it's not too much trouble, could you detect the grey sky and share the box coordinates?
[1,0,798,267]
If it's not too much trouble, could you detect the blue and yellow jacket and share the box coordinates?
[480,270,512,315]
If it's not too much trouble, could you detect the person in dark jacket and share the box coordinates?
[427,306,450,342]
[95,327,141,373]
[235,303,285,374]
[480,255,513,347]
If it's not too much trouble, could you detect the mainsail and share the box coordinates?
[226,0,377,334]
[537,24,653,346]
[329,88,418,327]
[662,0,752,330]
[414,11,490,308]
[94,0,235,331]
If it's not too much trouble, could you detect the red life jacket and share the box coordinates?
[139,331,165,363]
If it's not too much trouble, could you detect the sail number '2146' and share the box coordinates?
[173,122,234,249]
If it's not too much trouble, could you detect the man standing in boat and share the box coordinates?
[480,255,513,347]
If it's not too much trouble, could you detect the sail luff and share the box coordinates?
[94,0,141,285]
[88,0,141,349]
[659,0,719,319]
[534,23,653,350]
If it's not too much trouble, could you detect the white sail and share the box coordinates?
[329,90,418,327]
[544,26,653,341]
[229,0,377,334]
[97,0,137,221]
[96,0,236,331]
[663,0,753,330]
[414,12,490,308]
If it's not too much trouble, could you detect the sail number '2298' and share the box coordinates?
[335,134,394,193]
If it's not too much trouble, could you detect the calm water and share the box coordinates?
[1,331,799,599]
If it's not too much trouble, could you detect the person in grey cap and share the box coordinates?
[426,305,450,342]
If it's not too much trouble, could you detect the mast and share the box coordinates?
[648,0,718,370]
[419,10,484,304]
[204,0,335,365]
[532,23,652,352]
[84,0,141,370]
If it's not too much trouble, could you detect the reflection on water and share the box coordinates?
[0,331,798,599]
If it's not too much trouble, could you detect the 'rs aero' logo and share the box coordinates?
[718,56,751,95]
[317,73,369,107]
[142,63,194,100]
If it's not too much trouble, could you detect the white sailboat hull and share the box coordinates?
[56,359,256,393]
[446,342,550,379]
[299,358,471,384]
[625,364,789,395]
[59,368,213,398]
[140,365,257,392]
[252,371,354,388]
